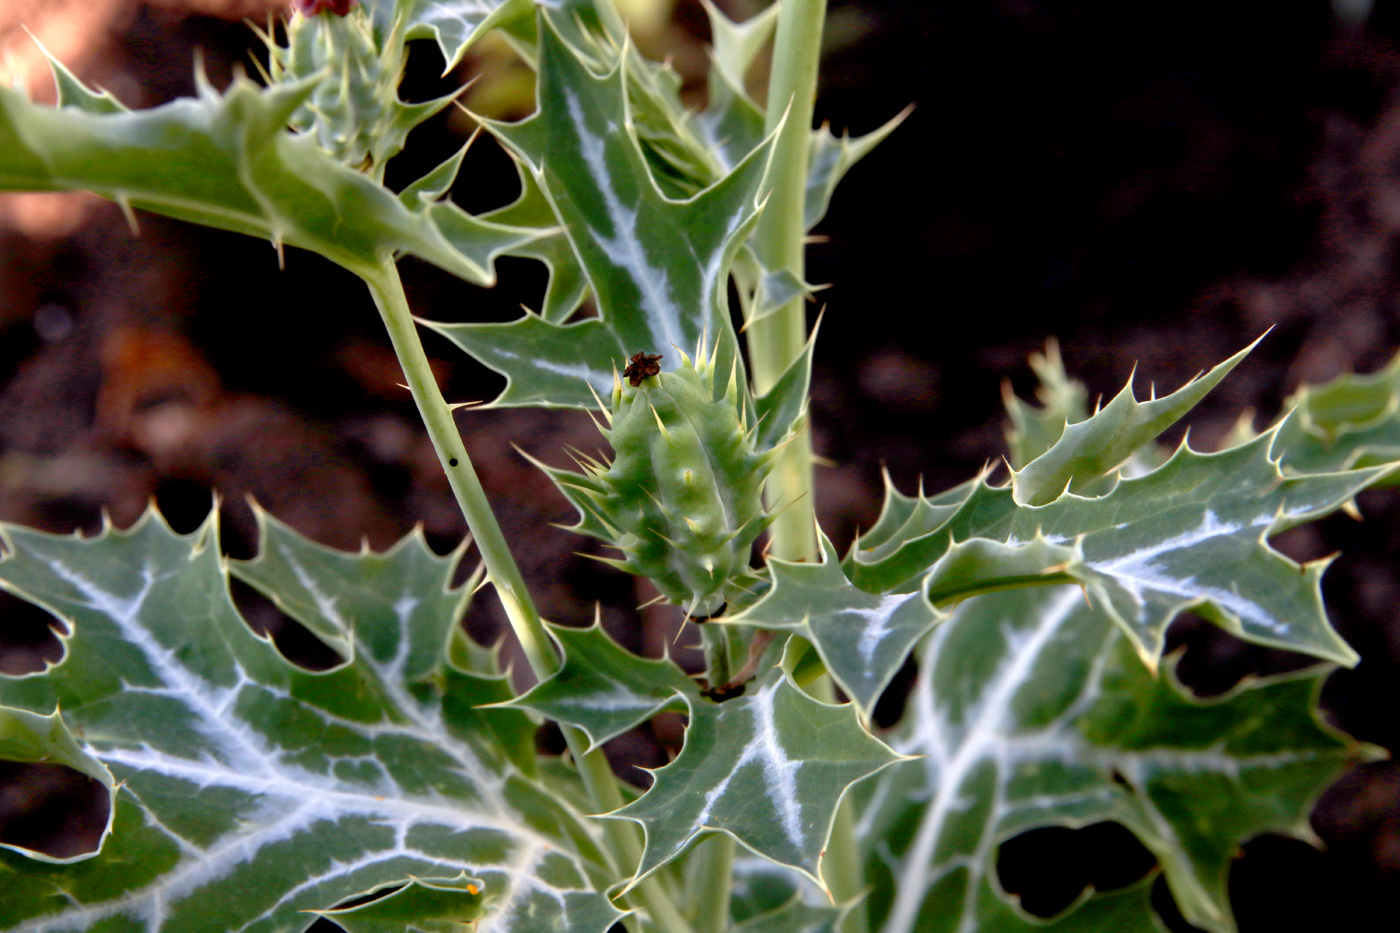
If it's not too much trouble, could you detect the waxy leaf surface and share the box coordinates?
[724,533,941,718]
[369,0,531,70]
[508,622,698,753]
[728,857,843,933]
[1011,341,1256,506]
[610,674,902,888]
[1265,352,1400,484]
[0,70,542,283]
[0,707,117,863]
[309,872,485,932]
[432,13,771,408]
[1003,341,1091,470]
[855,585,1366,933]
[850,432,1380,668]
[0,509,619,933]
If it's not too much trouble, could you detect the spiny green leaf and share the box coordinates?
[729,857,843,933]
[701,0,779,111]
[723,532,941,719]
[853,430,1382,668]
[1012,338,1259,507]
[608,673,902,890]
[1266,351,1400,484]
[852,471,982,562]
[365,0,533,71]
[476,157,592,323]
[228,502,472,687]
[507,621,698,753]
[0,507,617,933]
[32,36,129,115]
[752,318,818,452]
[1003,340,1090,470]
[514,0,724,200]
[309,872,486,931]
[430,11,772,408]
[855,585,1369,933]
[0,73,537,283]
[0,707,117,864]
[922,533,1085,608]
[734,258,823,335]
[695,0,774,173]
[802,110,911,233]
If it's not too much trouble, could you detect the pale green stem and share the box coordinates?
[688,834,735,933]
[569,726,695,933]
[361,257,692,933]
[749,0,825,563]
[748,3,868,932]
[364,260,553,675]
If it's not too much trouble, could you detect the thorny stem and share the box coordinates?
[362,257,692,933]
[748,1,868,931]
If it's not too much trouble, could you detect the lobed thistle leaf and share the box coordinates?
[507,622,902,891]
[429,10,772,410]
[0,706,117,864]
[1264,350,1400,483]
[608,670,903,893]
[0,69,543,284]
[1011,337,1261,507]
[505,620,698,754]
[0,505,619,932]
[1003,338,1090,470]
[733,411,1388,742]
[854,585,1375,933]
[306,872,488,932]
[850,427,1384,667]
[729,858,846,933]
[723,531,941,719]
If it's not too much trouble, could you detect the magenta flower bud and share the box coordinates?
[292,0,358,15]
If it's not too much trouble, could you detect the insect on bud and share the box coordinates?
[535,341,781,617]
[622,352,663,387]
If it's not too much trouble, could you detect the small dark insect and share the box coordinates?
[622,352,663,388]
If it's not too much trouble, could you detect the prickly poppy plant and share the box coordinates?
[0,1,1396,932]
[533,341,787,620]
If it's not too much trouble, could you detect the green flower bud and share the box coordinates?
[536,342,785,616]
[263,4,448,178]
[275,6,392,170]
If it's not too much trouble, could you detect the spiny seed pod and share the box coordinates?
[535,341,787,617]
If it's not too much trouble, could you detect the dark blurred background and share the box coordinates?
[0,0,1397,929]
